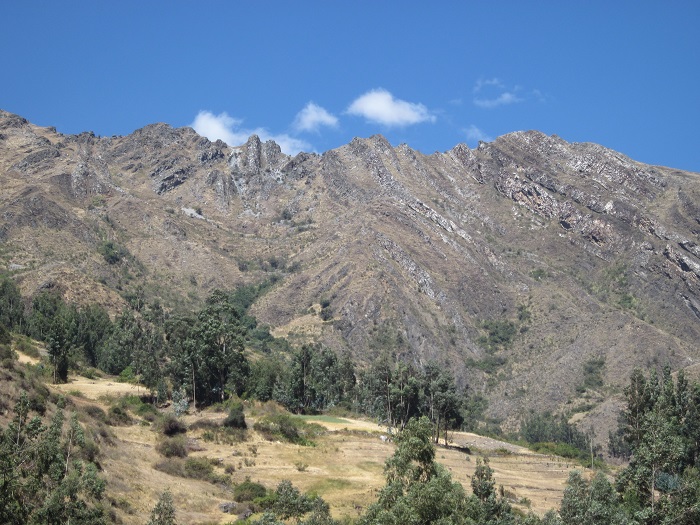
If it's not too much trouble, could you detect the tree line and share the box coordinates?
[0,276,484,442]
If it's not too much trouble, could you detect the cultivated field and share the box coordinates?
[49,371,583,524]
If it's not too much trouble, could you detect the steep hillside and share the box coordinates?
[2,109,699,433]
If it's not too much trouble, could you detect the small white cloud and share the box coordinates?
[191,111,248,146]
[347,88,436,127]
[473,77,504,93]
[293,102,338,133]
[191,110,310,155]
[472,77,525,109]
[464,125,493,144]
[474,91,522,109]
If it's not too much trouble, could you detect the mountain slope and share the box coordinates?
[2,109,699,434]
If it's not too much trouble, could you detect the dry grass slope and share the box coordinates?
[47,371,583,523]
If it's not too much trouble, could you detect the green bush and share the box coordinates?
[84,404,107,422]
[154,457,228,485]
[234,479,268,502]
[0,325,12,345]
[98,240,129,265]
[117,366,136,383]
[106,406,132,426]
[0,343,15,363]
[478,319,518,351]
[253,414,323,446]
[156,414,187,436]
[15,337,40,358]
[135,402,158,421]
[156,436,188,458]
[190,418,220,431]
[223,402,247,429]
[254,414,299,442]
[154,458,186,478]
[184,457,214,479]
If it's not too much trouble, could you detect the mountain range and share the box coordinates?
[2,109,699,441]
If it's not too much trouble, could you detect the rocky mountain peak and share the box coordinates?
[2,111,700,438]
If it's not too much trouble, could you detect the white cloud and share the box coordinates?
[473,77,504,93]
[464,125,493,144]
[347,88,436,127]
[293,102,338,133]
[191,111,247,146]
[472,77,524,109]
[191,110,310,155]
[474,91,522,109]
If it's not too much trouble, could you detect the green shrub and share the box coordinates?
[106,406,132,426]
[253,414,323,446]
[190,418,220,431]
[80,367,101,380]
[78,440,100,463]
[135,402,158,421]
[234,479,268,502]
[16,337,40,358]
[223,402,247,429]
[0,325,12,346]
[156,436,188,458]
[478,319,518,351]
[99,240,129,265]
[154,458,186,478]
[156,414,187,436]
[117,366,136,383]
[0,343,15,363]
[184,457,214,479]
[254,414,299,442]
[84,404,107,422]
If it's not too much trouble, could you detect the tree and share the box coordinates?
[273,480,314,521]
[71,304,112,368]
[0,275,24,332]
[428,367,461,445]
[97,311,142,375]
[360,417,469,525]
[634,407,684,515]
[46,315,69,383]
[466,457,512,525]
[284,344,315,413]
[560,471,629,525]
[388,361,421,432]
[194,290,248,402]
[165,315,201,408]
[609,367,700,523]
[0,393,106,525]
[248,357,282,402]
[26,290,65,341]
[147,490,177,525]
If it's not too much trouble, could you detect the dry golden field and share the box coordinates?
[46,370,586,524]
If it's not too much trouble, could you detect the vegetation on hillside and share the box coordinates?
[3,270,700,523]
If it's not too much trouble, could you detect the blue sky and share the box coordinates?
[2,1,699,172]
